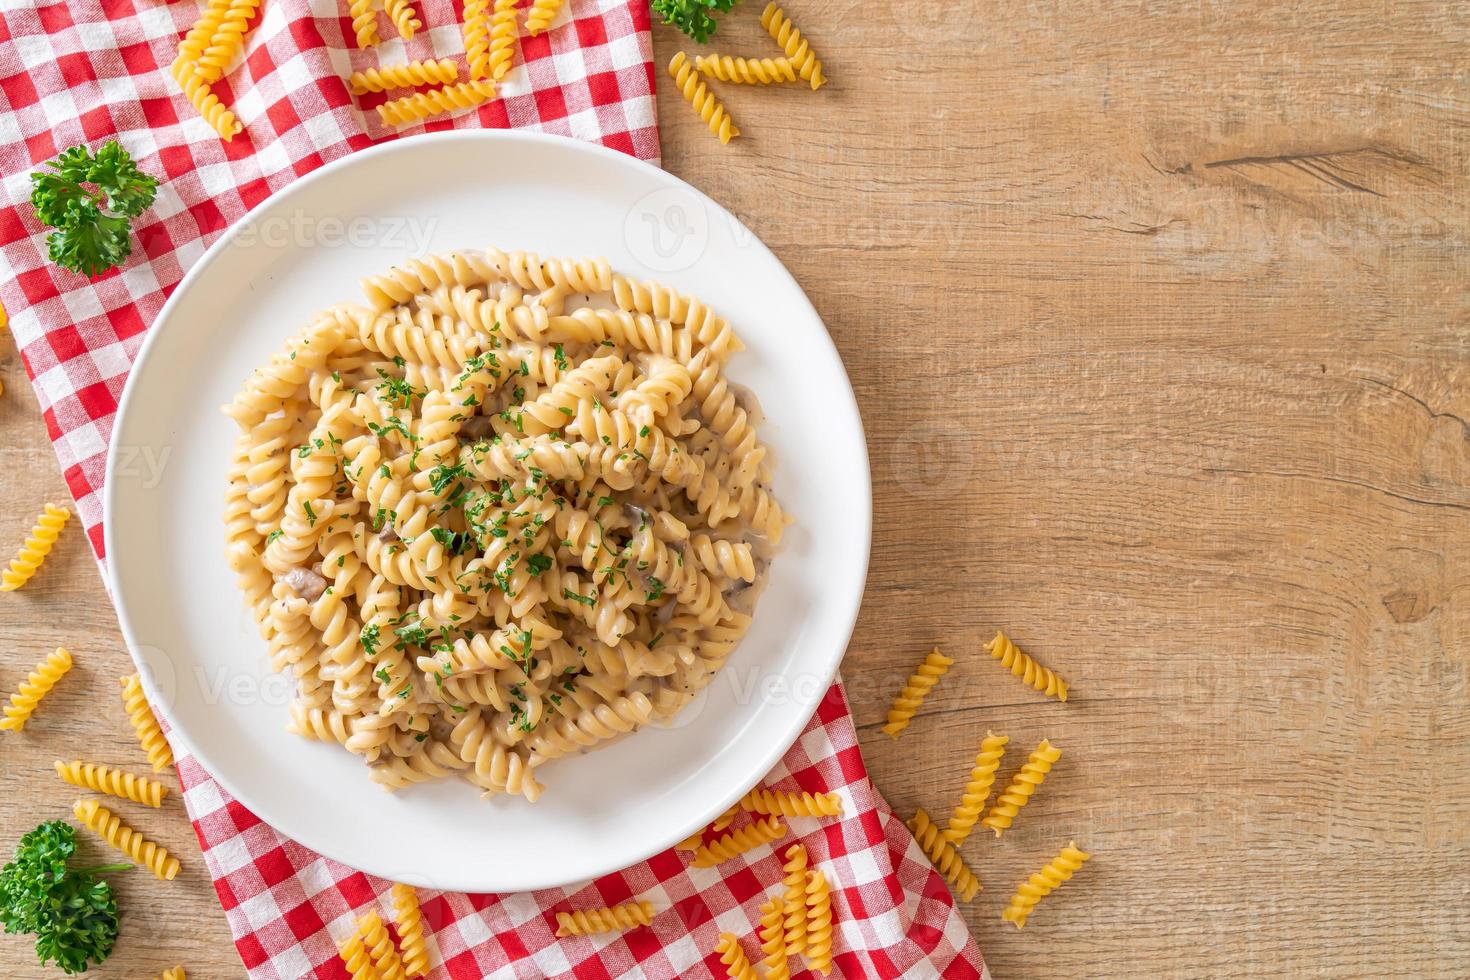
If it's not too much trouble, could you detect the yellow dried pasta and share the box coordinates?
[73,799,180,880]
[487,0,519,81]
[759,2,825,89]
[985,630,1068,701]
[176,0,232,73]
[909,808,981,901]
[1002,842,1090,928]
[715,933,758,980]
[525,0,563,35]
[356,910,407,979]
[338,932,379,979]
[983,738,1062,836]
[554,900,654,936]
[157,969,187,980]
[1,647,72,732]
[695,54,798,85]
[390,883,429,977]
[880,647,953,737]
[779,843,808,957]
[757,895,788,980]
[377,80,497,127]
[350,59,459,94]
[120,673,175,773]
[348,0,380,48]
[463,0,491,77]
[804,868,833,975]
[668,52,738,144]
[691,815,785,867]
[1,502,69,591]
[55,759,169,808]
[384,0,421,40]
[192,0,260,83]
[740,788,843,818]
[944,731,1008,844]
[171,59,244,141]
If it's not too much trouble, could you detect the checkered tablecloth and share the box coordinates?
[0,0,987,976]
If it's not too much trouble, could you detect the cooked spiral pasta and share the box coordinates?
[554,900,655,936]
[391,883,430,976]
[378,79,497,126]
[227,251,783,802]
[463,0,491,78]
[907,808,980,902]
[487,0,519,80]
[983,738,1062,836]
[0,647,72,732]
[880,647,953,737]
[668,52,739,144]
[193,0,260,82]
[944,731,1007,844]
[348,0,380,47]
[715,933,758,980]
[691,815,785,867]
[172,60,244,140]
[740,788,842,819]
[805,869,833,975]
[695,54,798,85]
[55,760,169,808]
[157,969,187,980]
[780,843,808,957]
[357,909,407,979]
[759,2,825,89]
[120,672,175,773]
[757,895,788,980]
[338,932,378,979]
[350,59,460,94]
[1002,842,1091,928]
[525,0,563,34]
[1,502,69,592]
[73,799,180,880]
[985,630,1068,701]
[385,0,421,39]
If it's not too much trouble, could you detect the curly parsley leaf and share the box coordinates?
[30,141,159,277]
[651,0,739,42]
[0,821,127,975]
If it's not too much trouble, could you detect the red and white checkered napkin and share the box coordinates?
[0,1,986,976]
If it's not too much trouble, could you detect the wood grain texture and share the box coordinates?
[3,1,1468,975]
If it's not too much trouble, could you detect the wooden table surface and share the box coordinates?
[3,1,1468,976]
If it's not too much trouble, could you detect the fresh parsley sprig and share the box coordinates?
[0,821,129,975]
[652,0,740,43]
[30,141,159,277]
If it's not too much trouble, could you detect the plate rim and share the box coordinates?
[104,129,873,891]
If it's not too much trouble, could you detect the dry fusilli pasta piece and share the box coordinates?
[176,0,232,73]
[554,900,654,936]
[338,932,379,979]
[759,2,825,89]
[525,0,563,34]
[463,0,491,77]
[487,0,518,80]
[675,828,705,851]
[691,814,785,867]
[1002,842,1091,928]
[740,788,842,818]
[880,647,953,737]
[157,969,187,980]
[73,799,181,880]
[805,868,833,975]
[715,933,758,979]
[907,808,980,901]
[120,673,175,773]
[350,58,459,94]
[757,895,788,980]
[668,52,738,144]
[0,647,72,732]
[779,843,808,957]
[171,60,244,140]
[985,630,1068,701]
[55,759,169,808]
[348,0,380,47]
[1,502,69,591]
[390,883,430,977]
[378,80,497,126]
[357,910,407,979]
[193,0,260,82]
[944,731,1008,844]
[695,54,798,84]
[385,0,421,39]
[983,738,1062,836]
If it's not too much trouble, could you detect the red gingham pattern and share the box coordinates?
[0,1,987,976]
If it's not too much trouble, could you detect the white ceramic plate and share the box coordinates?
[106,131,870,893]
